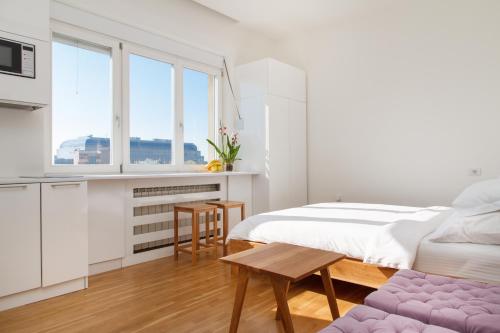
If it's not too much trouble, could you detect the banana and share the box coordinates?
[205,159,222,172]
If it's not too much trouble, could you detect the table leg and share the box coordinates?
[229,266,249,333]
[275,280,290,320]
[271,277,294,333]
[223,207,229,256]
[320,268,340,319]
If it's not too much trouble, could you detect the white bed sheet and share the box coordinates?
[414,234,500,284]
[228,202,451,269]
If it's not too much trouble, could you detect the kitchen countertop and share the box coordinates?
[76,171,258,180]
[0,176,86,184]
[0,171,259,184]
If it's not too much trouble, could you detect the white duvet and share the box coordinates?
[227,202,452,269]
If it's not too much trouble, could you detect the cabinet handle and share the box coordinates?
[0,185,28,190]
[50,183,81,188]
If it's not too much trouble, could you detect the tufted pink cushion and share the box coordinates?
[319,305,458,333]
[364,270,500,333]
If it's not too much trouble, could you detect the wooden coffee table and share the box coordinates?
[220,243,345,333]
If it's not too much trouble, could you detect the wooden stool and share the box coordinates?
[206,201,245,256]
[174,203,218,264]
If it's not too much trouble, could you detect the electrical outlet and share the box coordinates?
[469,168,482,176]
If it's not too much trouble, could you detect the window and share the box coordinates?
[129,54,174,165]
[50,24,220,173]
[183,68,215,165]
[123,45,219,171]
[51,36,113,165]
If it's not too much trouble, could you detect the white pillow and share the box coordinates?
[429,210,500,244]
[452,178,500,216]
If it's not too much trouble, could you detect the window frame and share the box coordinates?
[121,43,178,172]
[47,22,122,173]
[180,59,221,170]
[47,23,221,174]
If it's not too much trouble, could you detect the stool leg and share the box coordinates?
[195,212,200,251]
[192,212,199,265]
[205,211,210,245]
[223,207,229,256]
[240,204,246,220]
[213,208,218,257]
[174,209,179,260]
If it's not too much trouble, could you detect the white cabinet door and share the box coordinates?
[267,95,290,211]
[228,175,253,226]
[0,183,41,297]
[88,181,125,264]
[268,59,306,102]
[288,100,308,207]
[42,182,88,287]
[0,0,50,41]
[0,31,50,106]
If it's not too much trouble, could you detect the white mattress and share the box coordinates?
[228,202,451,269]
[414,234,500,284]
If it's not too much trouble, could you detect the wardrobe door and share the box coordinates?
[267,94,290,211]
[288,100,308,207]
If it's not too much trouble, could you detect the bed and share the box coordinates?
[414,234,500,284]
[226,202,500,288]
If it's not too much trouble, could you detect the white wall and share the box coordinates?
[0,0,275,176]
[55,0,276,124]
[274,0,500,206]
[0,108,45,176]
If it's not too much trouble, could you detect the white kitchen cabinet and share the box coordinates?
[0,0,50,41]
[42,182,88,287]
[0,0,50,109]
[0,183,41,297]
[88,181,125,264]
[237,59,307,213]
[0,30,50,108]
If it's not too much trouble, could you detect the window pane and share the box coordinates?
[129,54,174,165]
[183,68,210,165]
[52,39,112,165]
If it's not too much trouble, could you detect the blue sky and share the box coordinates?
[52,41,112,155]
[52,41,209,162]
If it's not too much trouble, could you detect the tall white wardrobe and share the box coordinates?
[236,58,307,214]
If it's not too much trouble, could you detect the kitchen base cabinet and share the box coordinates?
[0,183,41,298]
[42,182,88,287]
[0,180,89,311]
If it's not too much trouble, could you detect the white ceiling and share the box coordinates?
[192,0,373,39]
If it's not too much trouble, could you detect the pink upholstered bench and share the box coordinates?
[364,270,500,333]
[319,305,458,333]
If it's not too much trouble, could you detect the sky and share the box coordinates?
[52,40,210,164]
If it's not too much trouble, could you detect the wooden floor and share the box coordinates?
[0,251,373,333]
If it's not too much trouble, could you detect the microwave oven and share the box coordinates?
[0,36,35,79]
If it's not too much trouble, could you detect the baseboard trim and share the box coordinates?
[0,278,86,311]
[89,258,123,276]
[122,246,173,267]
